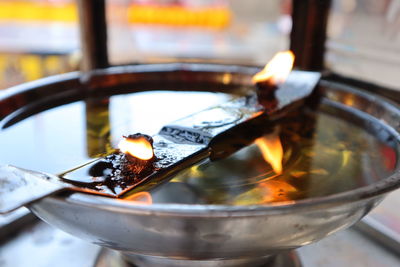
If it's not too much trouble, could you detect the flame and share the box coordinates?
[252,51,295,85]
[255,131,283,174]
[124,192,153,205]
[118,136,154,160]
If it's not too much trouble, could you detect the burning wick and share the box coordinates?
[117,133,155,176]
[252,51,295,109]
[251,51,292,173]
[252,50,295,86]
[118,134,154,161]
[85,133,155,194]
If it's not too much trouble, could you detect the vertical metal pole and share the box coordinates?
[290,0,332,71]
[77,0,109,71]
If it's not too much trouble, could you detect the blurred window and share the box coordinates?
[107,0,290,66]
[0,0,292,88]
[326,0,400,89]
[0,0,79,89]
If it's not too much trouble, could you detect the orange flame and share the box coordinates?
[252,51,295,85]
[124,191,153,205]
[255,131,283,174]
[118,136,154,160]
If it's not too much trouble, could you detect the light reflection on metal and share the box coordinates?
[124,191,152,204]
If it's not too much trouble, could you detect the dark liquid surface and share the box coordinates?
[0,91,398,204]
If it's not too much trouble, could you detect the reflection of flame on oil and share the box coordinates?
[124,191,153,205]
[255,129,283,175]
[252,50,295,85]
[118,136,154,160]
[234,181,297,205]
[258,181,297,203]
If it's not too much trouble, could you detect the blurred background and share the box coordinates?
[0,0,399,90]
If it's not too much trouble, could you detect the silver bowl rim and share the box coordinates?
[2,63,400,217]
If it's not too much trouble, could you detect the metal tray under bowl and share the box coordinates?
[1,63,400,267]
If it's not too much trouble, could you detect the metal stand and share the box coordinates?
[94,249,302,267]
[290,0,331,71]
[77,0,109,71]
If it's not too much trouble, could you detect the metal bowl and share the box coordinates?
[2,64,400,267]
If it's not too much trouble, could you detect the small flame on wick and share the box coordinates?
[255,131,283,174]
[118,136,154,160]
[252,51,295,85]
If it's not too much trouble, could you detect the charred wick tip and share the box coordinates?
[86,133,157,193]
[121,133,155,175]
[121,152,155,177]
[255,81,279,111]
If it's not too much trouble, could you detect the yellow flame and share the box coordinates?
[255,131,283,174]
[252,51,295,85]
[118,137,154,160]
